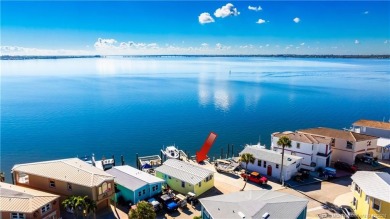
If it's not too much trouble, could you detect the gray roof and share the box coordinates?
[351,171,390,202]
[199,190,308,219]
[239,146,302,166]
[106,166,163,191]
[155,159,214,185]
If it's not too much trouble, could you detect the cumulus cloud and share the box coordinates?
[385,40,388,44]
[201,43,209,47]
[293,17,300,23]
[300,43,305,46]
[94,38,117,49]
[355,40,360,44]
[364,11,369,14]
[248,6,262,11]
[214,3,240,18]
[198,12,215,24]
[256,19,266,24]
[0,46,93,56]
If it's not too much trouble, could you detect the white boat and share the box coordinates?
[161,146,180,159]
[214,159,240,173]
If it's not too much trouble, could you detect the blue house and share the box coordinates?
[106,165,164,204]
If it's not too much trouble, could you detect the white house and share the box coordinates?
[298,127,379,165]
[271,131,332,171]
[352,119,390,138]
[239,146,302,181]
[377,138,390,160]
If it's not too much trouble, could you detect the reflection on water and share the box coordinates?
[1,57,390,183]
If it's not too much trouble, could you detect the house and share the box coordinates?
[350,171,390,219]
[199,190,308,219]
[376,138,390,160]
[0,182,60,219]
[352,119,390,138]
[106,165,165,204]
[155,159,214,197]
[239,146,303,181]
[298,127,378,165]
[11,158,115,210]
[271,131,332,171]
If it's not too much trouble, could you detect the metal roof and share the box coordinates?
[106,165,164,191]
[0,182,59,213]
[155,159,214,185]
[239,146,302,166]
[351,171,390,202]
[353,119,390,130]
[12,158,114,187]
[199,190,308,219]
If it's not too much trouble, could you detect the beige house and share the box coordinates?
[11,158,115,210]
[0,182,60,219]
[298,127,378,165]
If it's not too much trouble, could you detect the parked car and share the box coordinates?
[147,197,162,212]
[320,167,337,179]
[186,192,199,205]
[159,194,179,212]
[298,168,311,179]
[240,171,268,184]
[340,205,358,219]
[174,194,187,208]
[334,161,357,173]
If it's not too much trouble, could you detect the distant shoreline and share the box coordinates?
[1,54,390,60]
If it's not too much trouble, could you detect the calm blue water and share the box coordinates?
[1,57,390,182]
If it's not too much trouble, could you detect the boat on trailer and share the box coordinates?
[161,146,180,159]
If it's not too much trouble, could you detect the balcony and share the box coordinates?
[98,188,114,201]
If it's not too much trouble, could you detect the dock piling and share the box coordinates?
[136,153,139,169]
[121,155,125,166]
[112,155,115,166]
[232,144,234,157]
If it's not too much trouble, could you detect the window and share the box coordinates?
[276,164,279,169]
[372,198,381,211]
[263,161,266,168]
[152,186,155,191]
[297,143,300,149]
[365,195,369,204]
[155,185,158,190]
[143,189,145,195]
[182,181,185,188]
[257,160,262,166]
[367,141,371,146]
[67,183,72,191]
[198,181,202,187]
[138,191,141,197]
[49,180,55,188]
[41,204,51,214]
[17,173,29,184]
[354,184,361,194]
[210,175,213,180]
[352,197,357,207]
[11,213,25,219]
[346,141,353,149]
[168,176,171,179]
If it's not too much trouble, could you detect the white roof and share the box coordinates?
[155,159,214,185]
[199,190,308,219]
[377,138,390,148]
[239,146,302,166]
[12,158,114,187]
[351,171,390,202]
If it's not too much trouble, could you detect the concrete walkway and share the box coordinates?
[333,192,353,207]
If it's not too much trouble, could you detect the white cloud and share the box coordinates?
[355,40,360,44]
[300,43,305,46]
[364,11,369,14]
[384,40,388,44]
[0,46,93,56]
[94,38,117,49]
[198,12,215,24]
[293,17,300,23]
[248,6,262,11]
[256,19,266,24]
[201,43,209,47]
[214,3,240,18]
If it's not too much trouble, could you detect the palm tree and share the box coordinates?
[0,171,5,182]
[239,153,255,191]
[82,196,97,219]
[62,196,78,219]
[277,136,292,185]
[128,201,156,219]
[62,195,96,219]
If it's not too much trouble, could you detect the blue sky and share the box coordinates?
[1,1,389,55]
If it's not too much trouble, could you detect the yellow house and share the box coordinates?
[155,159,215,197]
[351,171,390,219]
